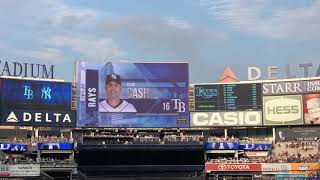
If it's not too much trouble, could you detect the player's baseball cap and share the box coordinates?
[105,73,121,85]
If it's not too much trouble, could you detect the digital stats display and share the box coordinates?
[0,78,72,110]
[219,83,261,110]
[194,83,261,111]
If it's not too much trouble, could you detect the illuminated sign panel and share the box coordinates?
[77,61,189,127]
[38,143,73,150]
[193,83,262,111]
[0,109,76,127]
[0,79,71,110]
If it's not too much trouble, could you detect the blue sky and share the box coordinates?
[0,0,319,82]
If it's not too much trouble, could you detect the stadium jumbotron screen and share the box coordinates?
[76,61,189,128]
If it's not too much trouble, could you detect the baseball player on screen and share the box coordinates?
[99,73,137,112]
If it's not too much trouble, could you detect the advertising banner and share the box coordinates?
[194,83,262,111]
[0,78,71,110]
[290,163,320,175]
[304,94,320,124]
[263,79,320,95]
[275,174,306,179]
[205,163,261,172]
[0,144,27,152]
[263,95,303,125]
[262,163,291,175]
[239,144,272,151]
[38,142,73,150]
[191,111,262,127]
[0,109,76,127]
[0,164,40,177]
[76,61,189,127]
[205,142,239,150]
[206,150,236,154]
[244,151,269,157]
[276,127,320,141]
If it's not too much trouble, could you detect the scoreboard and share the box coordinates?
[219,83,261,110]
[194,83,262,111]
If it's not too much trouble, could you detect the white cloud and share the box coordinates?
[165,17,193,30]
[0,0,123,63]
[201,0,320,40]
[0,0,98,30]
[98,16,227,59]
[44,1,99,29]
[48,35,125,61]
[27,48,65,63]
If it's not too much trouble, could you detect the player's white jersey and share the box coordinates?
[99,100,137,112]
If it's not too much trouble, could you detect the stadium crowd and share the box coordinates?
[2,131,319,164]
[205,135,319,164]
[37,135,71,143]
[40,158,77,166]
[264,152,320,163]
[206,135,272,144]
[0,156,36,165]
[81,131,204,144]
[7,135,72,144]
[277,141,320,150]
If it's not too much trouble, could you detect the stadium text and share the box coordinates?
[6,111,73,124]
[263,80,320,95]
[0,61,54,79]
[191,111,262,126]
[248,63,320,80]
[87,88,97,108]
[264,97,302,122]
[127,88,151,99]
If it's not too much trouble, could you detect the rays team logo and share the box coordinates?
[111,74,117,79]
[162,99,186,113]
[24,86,33,99]
[171,99,186,112]
[195,87,218,99]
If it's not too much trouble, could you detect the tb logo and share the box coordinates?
[23,86,52,100]
[171,99,186,112]
[23,86,33,99]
